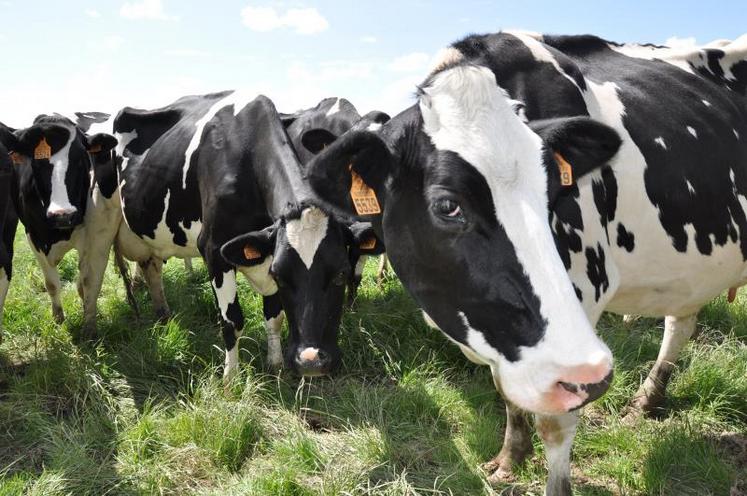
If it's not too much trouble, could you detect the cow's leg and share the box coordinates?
[484,401,534,483]
[28,237,65,324]
[535,412,578,496]
[184,258,193,274]
[347,255,367,307]
[132,263,146,289]
[138,258,170,321]
[376,253,390,282]
[0,265,9,341]
[631,313,698,415]
[263,294,285,371]
[207,261,244,382]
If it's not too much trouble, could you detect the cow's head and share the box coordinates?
[304,63,621,414]
[5,115,117,230]
[220,206,380,375]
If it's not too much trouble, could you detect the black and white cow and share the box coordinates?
[0,127,17,339]
[0,116,119,338]
[304,31,747,494]
[110,91,375,378]
[281,97,390,304]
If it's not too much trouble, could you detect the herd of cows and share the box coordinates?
[0,31,746,495]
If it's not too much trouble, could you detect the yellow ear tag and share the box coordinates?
[88,144,102,154]
[360,237,376,250]
[243,245,262,260]
[349,165,381,215]
[553,152,573,186]
[10,152,23,166]
[34,138,52,160]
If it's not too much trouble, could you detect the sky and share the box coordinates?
[1,0,746,126]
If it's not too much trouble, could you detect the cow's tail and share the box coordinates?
[113,239,139,317]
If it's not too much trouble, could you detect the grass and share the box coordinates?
[0,227,745,496]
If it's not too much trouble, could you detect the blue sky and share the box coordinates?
[1,0,746,126]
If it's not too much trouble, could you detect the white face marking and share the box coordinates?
[687,126,698,138]
[654,137,667,149]
[366,122,382,132]
[47,125,78,216]
[459,312,502,363]
[419,65,611,411]
[182,90,258,189]
[686,180,696,195]
[702,99,712,107]
[325,98,341,117]
[735,129,740,140]
[285,207,329,269]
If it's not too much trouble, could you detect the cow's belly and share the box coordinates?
[606,235,747,317]
[138,219,202,260]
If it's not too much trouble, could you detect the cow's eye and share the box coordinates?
[432,198,465,222]
[332,271,347,286]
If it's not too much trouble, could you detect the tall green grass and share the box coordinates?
[0,229,744,495]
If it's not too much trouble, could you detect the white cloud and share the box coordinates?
[665,36,697,49]
[85,9,101,18]
[240,5,328,35]
[120,0,176,21]
[360,35,377,44]
[164,48,213,57]
[388,52,431,73]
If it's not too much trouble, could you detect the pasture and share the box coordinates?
[0,227,745,495]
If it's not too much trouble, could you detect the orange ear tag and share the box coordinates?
[9,152,23,166]
[34,138,52,160]
[360,237,377,250]
[243,245,262,260]
[553,152,573,187]
[88,144,102,154]
[349,165,381,215]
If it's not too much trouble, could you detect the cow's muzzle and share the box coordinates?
[293,347,333,376]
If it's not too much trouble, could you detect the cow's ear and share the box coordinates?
[305,130,395,218]
[531,116,621,181]
[347,221,385,255]
[0,123,18,152]
[220,223,278,267]
[301,128,338,154]
[86,133,118,154]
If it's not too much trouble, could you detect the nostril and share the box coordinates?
[559,370,614,411]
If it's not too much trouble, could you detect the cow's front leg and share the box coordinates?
[0,264,10,341]
[484,401,534,483]
[536,411,578,496]
[210,267,244,382]
[263,294,285,371]
[138,258,170,321]
[28,237,65,324]
[347,255,367,307]
[631,314,697,416]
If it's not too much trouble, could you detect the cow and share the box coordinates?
[280,97,390,304]
[0,127,17,340]
[0,116,119,339]
[304,31,747,495]
[109,91,377,379]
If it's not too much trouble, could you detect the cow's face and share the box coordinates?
[220,207,379,376]
[7,116,117,230]
[305,64,622,414]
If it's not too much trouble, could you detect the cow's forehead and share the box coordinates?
[283,206,331,270]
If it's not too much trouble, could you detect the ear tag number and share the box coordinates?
[553,152,573,187]
[349,165,381,215]
[243,245,262,260]
[360,237,377,250]
[34,138,52,160]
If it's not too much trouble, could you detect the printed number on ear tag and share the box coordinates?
[553,152,574,187]
[243,245,262,260]
[349,166,381,215]
[360,237,376,250]
[34,138,52,160]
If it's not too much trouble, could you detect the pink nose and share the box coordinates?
[47,206,77,218]
[547,359,614,412]
[298,348,319,362]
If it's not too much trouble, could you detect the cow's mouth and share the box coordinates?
[558,370,614,410]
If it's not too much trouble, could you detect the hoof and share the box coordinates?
[267,359,283,374]
[53,307,65,324]
[482,454,518,486]
[627,392,667,419]
[81,325,98,341]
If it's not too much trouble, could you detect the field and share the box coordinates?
[0,227,745,496]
